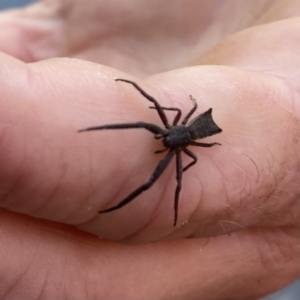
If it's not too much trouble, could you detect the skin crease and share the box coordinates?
[0,0,299,299]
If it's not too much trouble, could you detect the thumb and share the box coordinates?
[0,2,60,61]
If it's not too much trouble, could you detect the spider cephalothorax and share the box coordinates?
[79,79,222,226]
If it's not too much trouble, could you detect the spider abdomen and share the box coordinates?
[163,125,191,149]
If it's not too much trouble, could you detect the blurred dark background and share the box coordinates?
[0,0,36,9]
[0,1,299,299]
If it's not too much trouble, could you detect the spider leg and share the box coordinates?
[174,150,183,226]
[182,95,198,125]
[154,134,164,139]
[190,141,221,147]
[79,122,165,135]
[149,106,181,126]
[182,148,197,172]
[99,150,175,214]
[115,79,170,128]
[155,148,168,154]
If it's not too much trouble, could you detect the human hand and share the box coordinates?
[0,1,299,299]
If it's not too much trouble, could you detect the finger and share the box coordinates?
[0,53,177,237]
[144,67,299,242]
[0,209,299,300]
[101,65,299,242]
[0,52,299,242]
[0,2,62,62]
[3,1,298,77]
[197,18,300,79]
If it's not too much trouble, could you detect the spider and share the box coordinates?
[79,79,222,226]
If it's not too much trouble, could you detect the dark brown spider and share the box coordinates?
[79,79,222,226]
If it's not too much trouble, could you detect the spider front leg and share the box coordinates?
[190,141,221,147]
[99,150,175,214]
[182,95,198,125]
[115,79,170,128]
[149,106,182,126]
[78,122,165,135]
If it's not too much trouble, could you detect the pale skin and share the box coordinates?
[0,0,299,299]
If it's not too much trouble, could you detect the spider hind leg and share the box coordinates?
[99,150,175,214]
[174,151,183,226]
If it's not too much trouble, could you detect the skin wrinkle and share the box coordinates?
[0,125,28,208]
[218,219,246,235]
[50,245,70,298]
[288,127,300,168]
[256,228,296,277]
[199,137,290,232]
[206,151,231,202]
[35,269,49,300]
[0,156,27,211]
[222,209,244,232]
[83,141,127,221]
[281,207,299,225]
[57,141,103,225]
[224,203,242,224]
[1,241,40,300]
[276,186,300,217]
[255,228,298,297]
[121,197,161,242]
[185,153,219,231]
[252,142,278,198]
[252,180,298,226]
[275,187,296,197]
[74,132,123,229]
[81,272,99,300]
[271,159,299,199]
[166,193,205,241]
[182,153,205,222]
[28,126,87,221]
[2,90,74,218]
[121,220,153,243]
[84,143,97,214]
[230,163,251,201]
[1,271,24,299]
[116,156,161,213]
[29,153,68,217]
[247,205,276,226]
[0,125,12,151]
[248,193,280,223]
[219,219,248,232]
[233,131,297,223]
[82,146,175,241]
[122,155,178,243]
[84,140,147,202]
